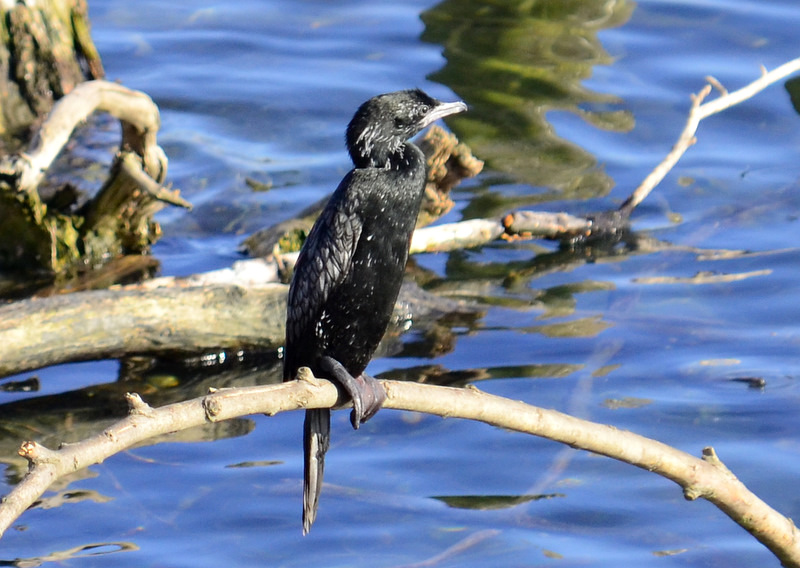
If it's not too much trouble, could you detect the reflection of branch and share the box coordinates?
[619,57,800,214]
[1,373,798,565]
[634,269,772,285]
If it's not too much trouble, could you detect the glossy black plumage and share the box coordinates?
[283,89,467,534]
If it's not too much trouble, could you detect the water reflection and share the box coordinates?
[0,355,283,476]
[434,492,563,510]
[421,0,635,199]
[0,541,138,566]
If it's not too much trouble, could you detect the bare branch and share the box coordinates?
[118,152,191,209]
[620,57,800,214]
[386,59,800,249]
[1,377,798,566]
[410,219,505,253]
[502,211,592,239]
[14,80,163,193]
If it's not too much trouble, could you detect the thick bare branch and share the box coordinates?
[1,376,797,566]
[15,80,164,193]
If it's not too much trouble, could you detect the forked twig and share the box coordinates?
[620,57,800,215]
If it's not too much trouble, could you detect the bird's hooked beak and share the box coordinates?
[419,99,468,129]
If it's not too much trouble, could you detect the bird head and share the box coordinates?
[346,89,467,168]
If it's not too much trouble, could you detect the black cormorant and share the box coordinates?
[283,89,467,534]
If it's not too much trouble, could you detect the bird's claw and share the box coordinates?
[348,373,385,429]
[319,356,386,430]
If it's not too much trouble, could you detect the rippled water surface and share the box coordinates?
[3,0,800,566]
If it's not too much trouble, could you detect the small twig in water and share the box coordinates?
[619,57,800,215]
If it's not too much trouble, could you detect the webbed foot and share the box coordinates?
[319,356,386,429]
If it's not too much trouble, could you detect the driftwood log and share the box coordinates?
[0,276,480,379]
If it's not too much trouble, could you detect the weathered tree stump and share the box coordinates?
[0,80,190,276]
[0,3,189,283]
[0,0,104,146]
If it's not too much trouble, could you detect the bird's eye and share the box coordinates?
[420,105,430,114]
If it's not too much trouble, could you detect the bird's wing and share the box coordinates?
[285,171,364,361]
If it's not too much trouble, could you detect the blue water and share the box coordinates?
[3,0,800,566]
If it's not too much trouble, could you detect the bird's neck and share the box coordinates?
[349,137,407,169]
[347,143,426,207]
